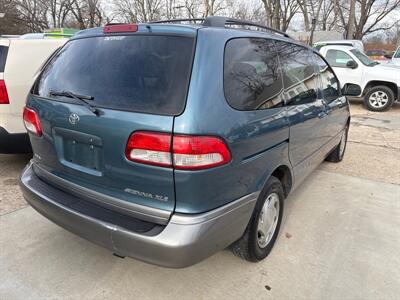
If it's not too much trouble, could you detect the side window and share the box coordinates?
[275,41,318,106]
[314,54,340,103]
[224,38,284,110]
[0,46,9,72]
[325,49,354,68]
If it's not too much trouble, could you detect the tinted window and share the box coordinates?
[276,41,318,106]
[224,38,283,110]
[0,46,9,72]
[313,54,340,103]
[394,48,400,58]
[33,36,195,115]
[325,49,354,67]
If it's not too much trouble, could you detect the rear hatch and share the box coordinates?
[26,27,196,224]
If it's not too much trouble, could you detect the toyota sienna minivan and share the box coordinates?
[20,17,355,268]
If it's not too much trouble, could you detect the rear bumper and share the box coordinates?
[20,162,258,268]
[0,127,31,153]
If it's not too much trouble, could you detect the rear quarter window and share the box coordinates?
[224,38,284,110]
[0,46,9,72]
[33,35,195,116]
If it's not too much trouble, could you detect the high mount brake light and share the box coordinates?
[103,24,138,33]
[23,107,42,136]
[0,80,9,104]
[125,131,231,170]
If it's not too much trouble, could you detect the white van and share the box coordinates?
[0,37,67,153]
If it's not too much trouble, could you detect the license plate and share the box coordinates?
[53,127,103,173]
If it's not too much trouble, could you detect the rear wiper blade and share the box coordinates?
[49,90,102,116]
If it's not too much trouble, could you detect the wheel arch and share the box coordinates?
[270,165,293,198]
[346,116,351,127]
[363,81,398,99]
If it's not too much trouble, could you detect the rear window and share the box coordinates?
[33,35,195,115]
[0,46,9,72]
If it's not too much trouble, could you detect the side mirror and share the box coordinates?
[346,60,358,69]
[342,83,361,96]
[384,54,393,59]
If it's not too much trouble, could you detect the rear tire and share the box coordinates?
[231,176,284,262]
[364,85,394,112]
[326,125,348,163]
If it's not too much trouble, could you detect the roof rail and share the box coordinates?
[149,16,291,39]
[149,18,205,24]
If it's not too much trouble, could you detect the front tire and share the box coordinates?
[231,176,284,262]
[364,85,394,112]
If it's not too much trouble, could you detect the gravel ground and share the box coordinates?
[320,100,400,184]
[0,154,31,216]
[0,100,399,216]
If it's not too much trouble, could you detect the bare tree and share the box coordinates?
[280,0,299,31]
[297,0,311,30]
[346,0,355,38]
[183,0,198,18]
[333,0,400,39]
[272,0,280,29]
[355,0,400,38]
[114,0,163,22]
[4,0,400,39]
[319,0,335,31]
[203,0,227,16]
[260,0,274,27]
[67,0,103,29]
[14,0,49,31]
[0,0,27,34]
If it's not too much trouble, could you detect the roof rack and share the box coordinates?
[149,16,291,39]
[149,18,205,24]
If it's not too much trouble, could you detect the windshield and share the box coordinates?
[33,35,195,115]
[394,48,400,58]
[350,49,377,66]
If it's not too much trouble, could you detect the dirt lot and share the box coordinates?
[0,101,399,299]
[321,100,400,184]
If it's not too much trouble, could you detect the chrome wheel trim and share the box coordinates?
[369,91,389,108]
[257,192,280,248]
[339,129,347,157]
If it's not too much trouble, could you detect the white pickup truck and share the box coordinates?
[320,45,400,111]
[392,46,400,66]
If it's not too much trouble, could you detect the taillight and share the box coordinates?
[173,135,231,170]
[126,132,172,167]
[125,132,231,170]
[23,107,42,136]
[0,80,9,104]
